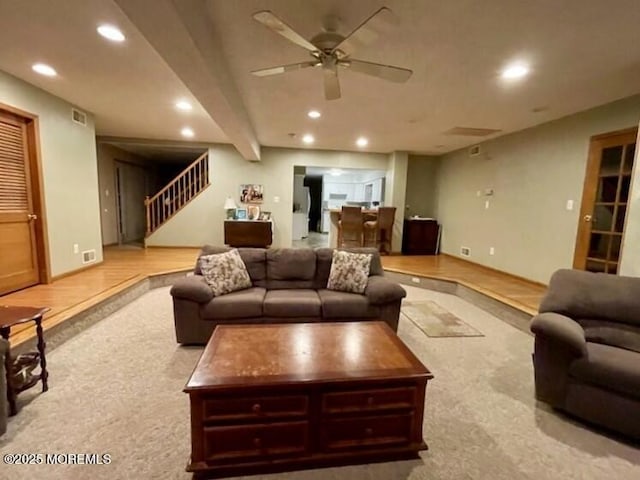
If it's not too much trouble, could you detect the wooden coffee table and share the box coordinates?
[185,321,433,478]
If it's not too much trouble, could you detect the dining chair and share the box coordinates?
[363,207,396,254]
[338,206,364,247]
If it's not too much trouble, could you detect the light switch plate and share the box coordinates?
[566,199,574,211]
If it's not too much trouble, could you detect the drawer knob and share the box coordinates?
[253,437,262,447]
[365,427,374,436]
[366,396,374,406]
[252,403,262,413]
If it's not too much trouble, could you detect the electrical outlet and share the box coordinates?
[489,247,495,256]
[73,244,79,254]
[566,199,574,211]
[273,196,280,203]
[411,277,421,284]
[485,200,490,209]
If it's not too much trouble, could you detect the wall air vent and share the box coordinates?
[71,108,87,126]
[444,126,501,137]
[82,249,96,264]
[469,145,481,157]
[460,246,471,257]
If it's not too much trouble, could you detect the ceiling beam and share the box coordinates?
[114,0,260,160]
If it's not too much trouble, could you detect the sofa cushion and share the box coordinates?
[196,246,266,286]
[199,249,252,296]
[317,289,379,319]
[263,289,321,317]
[267,248,316,280]
[569,342,640,399]
[315,247,383,288]
[200,287,266,319]
[578,319,640,354]
[327,250,372,294]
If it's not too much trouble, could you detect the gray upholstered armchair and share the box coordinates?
[530,269,640,439]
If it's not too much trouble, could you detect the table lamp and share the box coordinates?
[224,197,237,219]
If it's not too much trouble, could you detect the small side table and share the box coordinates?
[0,306,50,416]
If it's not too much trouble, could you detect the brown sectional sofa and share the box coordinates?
[170,246,406,345]
[530,268,640,439]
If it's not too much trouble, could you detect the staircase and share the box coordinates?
[145,151,209,237]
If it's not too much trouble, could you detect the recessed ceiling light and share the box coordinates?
[356,137,368,147]
[302,134,314,144]
[175,100,193,111]
[181,127,195,138]
[307,110,321,119]
[32,63,57,77]
[501,62,530,80]
[97,24,125,42]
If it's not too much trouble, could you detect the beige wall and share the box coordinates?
[146,145,392,248]
[405,155,440,218]
[620,126,640,277]
[434,95,640,284]
[96,143,152,245]
[0,70,102,276]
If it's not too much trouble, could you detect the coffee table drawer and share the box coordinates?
[204,421,309,461]
[203,394,308,421]
[322,386,416,414]
[322,414,412,451]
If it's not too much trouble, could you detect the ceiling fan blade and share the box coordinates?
[332,7,395,58]
[253,10,318,53]
[323,63,341,100]
[342,59,412,83]
[251,61,319,77]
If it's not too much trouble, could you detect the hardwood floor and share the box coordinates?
[381,254,546,315]
[0,246,200,346]
[0,247,546,346]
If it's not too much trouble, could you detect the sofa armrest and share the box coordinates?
[530,312,587,356]
[365,276,407,305]
[170,275,214,303]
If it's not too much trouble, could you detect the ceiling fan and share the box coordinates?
[251,7,412,100]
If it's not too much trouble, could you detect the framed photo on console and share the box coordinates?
[258,211,271,221]
[247,205,260,220]
[235,208,247,220]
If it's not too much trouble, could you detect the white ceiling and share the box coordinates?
[1,0,640,156]
[0,0,227,143]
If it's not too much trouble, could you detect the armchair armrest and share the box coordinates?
[170,275,214,303]
[530,312,587,356]
[365,276,407,305]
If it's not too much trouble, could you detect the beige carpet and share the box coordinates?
[1,286,638,480]
[402,300,484,337]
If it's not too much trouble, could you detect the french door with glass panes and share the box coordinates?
[573,128,637,274]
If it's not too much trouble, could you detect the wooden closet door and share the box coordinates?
[0,110,40,294]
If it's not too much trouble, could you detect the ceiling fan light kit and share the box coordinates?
[251,7,412,100]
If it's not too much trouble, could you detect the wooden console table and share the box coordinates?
[224,220,272,248]
[185,322,432,478]
[0,305,50,416]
